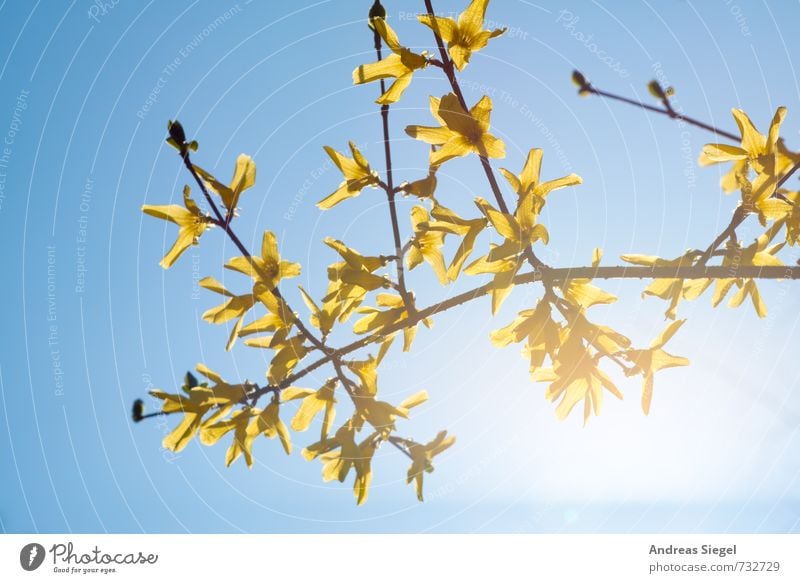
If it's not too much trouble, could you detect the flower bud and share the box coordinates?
[648,80,674,100]
[572,70,591,96]
[132,399,144,422]
[182,371,199,393]
[168,120,186,144]
[166,120,198,153]
[368,0,386,30]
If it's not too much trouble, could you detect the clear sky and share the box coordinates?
[1,0,799,533]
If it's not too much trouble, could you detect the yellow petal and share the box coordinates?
[404,124,452,146]
[731,108,767,156]
[430,136,473,166]
[417,14,457,43]
[377,73,413,105]
[399,390,428,410]
[700,143,748,165]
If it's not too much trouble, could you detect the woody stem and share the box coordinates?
[374,27,415,314]
[242,262,800,401]
[422,0,546,272]
[584,85,740,142]
[181,150,328,354]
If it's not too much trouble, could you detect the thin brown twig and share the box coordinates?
[158,14,800,440]
[182,146,419,451]
[374,26,415,315]
[583,85,740,142]
[422,0,546,272]
[181,150,331,355]
[240,262,800,402]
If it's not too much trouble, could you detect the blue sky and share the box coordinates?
[1,0,800,533]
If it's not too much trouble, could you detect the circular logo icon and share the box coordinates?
[20,543,46,571]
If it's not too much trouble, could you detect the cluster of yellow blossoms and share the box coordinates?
[140,0,799,503]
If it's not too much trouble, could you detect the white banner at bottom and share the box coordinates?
[1,534,798,582]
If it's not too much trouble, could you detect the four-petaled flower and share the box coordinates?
[226,230,301,291]
[142,185,212,269]
[418,0,505,71]
[193,153,256,215]
[353,18,428,104]
[700,107,796,204]
[406,431,456,501]
[318,142,380,209]
[406,93,505,167]
[622,320,690,415]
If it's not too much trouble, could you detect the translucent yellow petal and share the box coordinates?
[520,148,543,192]
[417,14,458,43]
[430,136,473,166]
[141,204,191,225]
[700,143,748,164]
[318,182,361,210]
[731,108,767,157]
[353,54,408,84]
[228,154,256,210]
[399,390,428,410]
[159,228,196,269]
[479,134,506,159]
[650,318,686,349]
[376,73,413,105]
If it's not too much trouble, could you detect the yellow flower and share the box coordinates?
[758,189,800,245]
[623,320,689,415]
[406,93,505,166]
[354,293,431,351]
[198,276,257,351]
[620,252,707,319]
[200,408,258,468]
[244,333,310,385]
[352,18,428,104]
[318,142,379,209]
[142,185,211,269]
[345,342,394,397]
[711,224,784,318]
[558,249,618,311]
[249,398,292,455]
[418,0,505,71]
[199,395,292,468]
[225,230,301,290]
[297,285,336,338]
[535,331,623,425]
[407,206,448,285]
[149,364,249,452]
[193,153,256,215]
[352,437,378,505]
[463,194,553,314]
[700,107,795,200]
[491,298,561,373]
[351,389,427,439]
[237,284,293,340]
[429,201,487,281]
[464,246,523,315]
[282,380,338,439]
[401,164,438,198]
[304,420,375,505]
[499,148,582,204]
[406,431,456,501]
[700,107,785,169]
[322,237,391,324]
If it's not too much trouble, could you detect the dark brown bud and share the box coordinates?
[368,0,386,29]
[132,399,144,423]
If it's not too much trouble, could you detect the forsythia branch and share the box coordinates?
[136,0,800,504]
